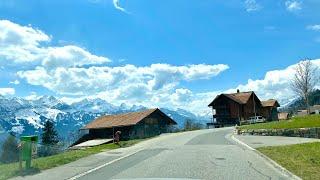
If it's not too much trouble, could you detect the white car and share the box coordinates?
[249,116,266,123]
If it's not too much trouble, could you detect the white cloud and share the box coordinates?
[0,88,15,96]
[1,20,230,115]
[16,62,228,116]
[113,0,128,13]
[54,59,320,116]
[171,88,193,104]
[17,63,229,95]
[4,20,320,116]
[9,80,20,85]
[307,24,320,32]
[285,1,302,12]
[225,59,320,106]
[0,20,49,63]
[244,0,262,12]
[42,46,109,70]
[25,91,39,100]
[0,20,110,66]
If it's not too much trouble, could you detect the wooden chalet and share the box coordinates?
[81,108,177,140]
[208,90,280,126]
[261,99,280,120]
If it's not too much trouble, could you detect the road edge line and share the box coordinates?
[67,148,144,180]
[231,134,302,180]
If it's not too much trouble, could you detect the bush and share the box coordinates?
[184,119,203,131]
[0,135,19,164]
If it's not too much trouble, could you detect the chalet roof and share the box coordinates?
[208,91,258,106]
[225,92,253,104]
[82,108,176,129]
[261,99,280,107]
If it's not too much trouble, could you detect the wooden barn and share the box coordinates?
[81,108,177,140]
[261,99,280,121]
[208,90,280,126]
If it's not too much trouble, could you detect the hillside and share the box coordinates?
[280,89,320,114]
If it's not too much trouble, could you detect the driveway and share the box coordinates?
[234,134,320,148]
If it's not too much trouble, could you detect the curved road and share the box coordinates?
[76,127,290,180]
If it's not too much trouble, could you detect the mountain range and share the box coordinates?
[279,89,320,113]
[0,95,210,144]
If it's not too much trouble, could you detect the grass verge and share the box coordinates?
[239,115,320,130]
[0,139,144,180]
[257,142,320,180]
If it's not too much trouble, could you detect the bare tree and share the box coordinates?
[291,60,317,114]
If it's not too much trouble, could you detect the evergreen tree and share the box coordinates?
[0,135,19,163]
[41,120,59,145]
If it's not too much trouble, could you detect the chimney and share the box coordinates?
[237,89,240,93]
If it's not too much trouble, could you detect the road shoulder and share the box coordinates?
[231,134,302,180]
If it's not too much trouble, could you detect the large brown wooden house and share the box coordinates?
[208,90,279,126]
[81,108,177,140]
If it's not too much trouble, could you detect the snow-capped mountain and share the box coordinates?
[0,95,210,142]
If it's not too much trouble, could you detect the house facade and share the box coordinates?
[261,99,280,120]
[208,90,280,126]
[81,108,177,140]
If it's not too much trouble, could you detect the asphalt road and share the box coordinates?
[77,128,290,180]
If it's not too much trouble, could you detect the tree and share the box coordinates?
[41,120,59,145]
[291,60,318,114]
[184,119,203,131]
[0,135,19,163]
[184,119,193,131]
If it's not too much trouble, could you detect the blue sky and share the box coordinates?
[0,0,320,114]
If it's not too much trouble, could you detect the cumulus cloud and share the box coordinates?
[171,88,193,105]
[5,20,320,116]
[0,20,49,63]
[307,24,320,32]
[224,59,320,106]
[54,59,320,116]
[0,20,229,115]
[17,64,229,95]
[0,88,15,96]
[113,0,127,13]
[244,0,262,12]
[25,91,39,100]
[0,20,110,66]
[175,59,320,115]
[9,80,20,85]
[285,1,302,12]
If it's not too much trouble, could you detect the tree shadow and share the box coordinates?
[17,167,41,177]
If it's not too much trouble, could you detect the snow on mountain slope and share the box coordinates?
[0,96,210,140]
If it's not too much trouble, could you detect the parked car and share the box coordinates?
[248,116,266,124]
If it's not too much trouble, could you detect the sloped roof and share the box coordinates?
[225,92,253,104]
[208,91,257,106]
[261,99,280,107]
[82,108,176,129]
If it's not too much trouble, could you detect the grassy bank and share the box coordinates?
[0,139,143,180]
[239,115,320,130]
[257,142,320,180]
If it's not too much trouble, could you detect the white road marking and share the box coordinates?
[230,134,255,150]
[67,148,144,180]
[231,134,302,180]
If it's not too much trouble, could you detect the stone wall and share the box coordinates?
[236,127,320,139]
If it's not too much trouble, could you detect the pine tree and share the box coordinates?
[41,120,59,145]
[0,135,19,163]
